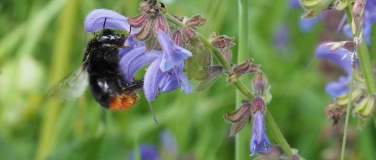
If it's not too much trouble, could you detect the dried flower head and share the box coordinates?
[325,103,345,125]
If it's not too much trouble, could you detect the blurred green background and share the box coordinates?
[0,0,375,160]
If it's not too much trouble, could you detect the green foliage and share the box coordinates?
[0,0,375,160]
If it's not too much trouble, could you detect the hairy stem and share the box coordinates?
[345,5,376,94]
[340,4,376,160]
[165,12,293,157]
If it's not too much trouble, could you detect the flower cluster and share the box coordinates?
[315,43,376,126]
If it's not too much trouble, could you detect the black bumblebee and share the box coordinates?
[47,23,143,110]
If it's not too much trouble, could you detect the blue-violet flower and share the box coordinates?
[315,43,352,98]
[250,111,272,156]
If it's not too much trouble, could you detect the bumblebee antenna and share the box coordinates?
[103,17,107,29]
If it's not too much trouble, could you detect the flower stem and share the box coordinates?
[344,5,376,94]
[165,12,293,157]
[236,0,250,159]
[341,4,376,160]
[341,71,354,160]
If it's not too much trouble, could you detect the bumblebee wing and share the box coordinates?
[45,64,89,101]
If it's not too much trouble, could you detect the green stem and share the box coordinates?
[345,5,376,94]
[341,71,354,160]
[340,5,376,160]
[165,12,293,157]
[235,0,250,159]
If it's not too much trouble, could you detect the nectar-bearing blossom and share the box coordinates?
[315,43,352,98]
[84,9,193,103]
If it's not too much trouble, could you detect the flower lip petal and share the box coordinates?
[315,43,352,75]
[126,50,161,82]
[84,9,140,33]
[144,58,165,102]
[157,29,192,72]
[325,76,350,98]
[85,9,129,32]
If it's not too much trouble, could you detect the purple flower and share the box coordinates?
[119,30,193,102]
[250,111,272,156]
[84,9,193,103]
[343,1,376,44]
[315,43,352,98]
[128,144,160,160]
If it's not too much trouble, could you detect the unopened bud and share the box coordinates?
[253,71,268,96]
[354,95,375,118]
[300,0,333,18]
[352,0,366,18]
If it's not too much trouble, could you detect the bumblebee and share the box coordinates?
[47,24,142,110]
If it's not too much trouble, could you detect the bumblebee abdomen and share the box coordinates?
[109,92,139,110]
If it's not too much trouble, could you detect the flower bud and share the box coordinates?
[252,71,268,96]
[300,0,333,18]
[354,95,375,118]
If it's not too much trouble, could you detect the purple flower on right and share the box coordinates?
[315,43,352,98]
[343,0,376,44]
[250,111,272,156]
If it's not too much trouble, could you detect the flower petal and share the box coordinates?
[325,76,350,98]
[144,58,164,102]
[250,111,272,156]
[157,29,192,72]
[315,43,352,75]
[84,9,130,32]
[159,74,179,92]
[178,70,193,94]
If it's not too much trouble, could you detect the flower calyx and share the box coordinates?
[224,100,252,137]
[227,59,260,83]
